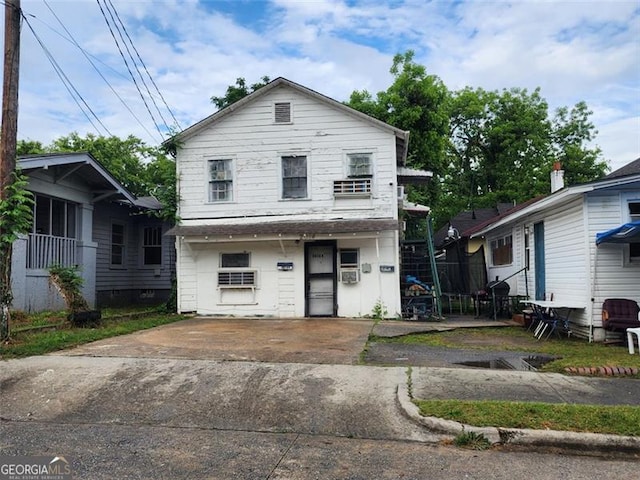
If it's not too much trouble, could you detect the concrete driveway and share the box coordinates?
[58,316,375,364]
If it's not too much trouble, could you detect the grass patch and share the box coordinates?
[374,327,640,374]
[453,431,491,450]
[416,399,640,436]
[0,313,185,359]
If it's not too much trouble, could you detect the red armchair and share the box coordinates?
[602,298,640,331]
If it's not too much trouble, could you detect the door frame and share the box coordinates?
[304,240,337,317]
[534,221,546,300]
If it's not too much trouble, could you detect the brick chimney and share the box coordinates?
[551,161,565,193]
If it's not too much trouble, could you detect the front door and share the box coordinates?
[305,242,337,317]
[534,222,546,300]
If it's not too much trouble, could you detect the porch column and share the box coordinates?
[10,234,27,311]
[77,203,98,308]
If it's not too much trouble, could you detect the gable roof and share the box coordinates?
[18,152,136,204]
[433,203,521,247]
[165,77,410,164]
[471,160,640,237]
[606,157,640,179]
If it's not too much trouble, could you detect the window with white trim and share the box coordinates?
[491,234,513,266]
[208,159,233,202]
[282,156,307,199]
[629,202,640,260]
[218,252,256,286]
[32,194,77,238]
[347,153,372,177]
[142,226,162,266]
[111,223,125,266]
[339,249,359,268]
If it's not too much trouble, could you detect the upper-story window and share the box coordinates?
[347,153,372,177]
[282,156,307,199]
[491,234,513,266]
[208,159,233,202]
[33,194,77,238]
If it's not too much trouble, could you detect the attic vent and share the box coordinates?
[274,102,291,123]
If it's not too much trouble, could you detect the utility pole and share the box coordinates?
[0,0,21,339]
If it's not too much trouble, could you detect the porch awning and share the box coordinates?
[166,218,399,237]
[595,221,640,245]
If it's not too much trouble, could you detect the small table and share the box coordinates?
[521,300,585,340]
[627,327,640,355]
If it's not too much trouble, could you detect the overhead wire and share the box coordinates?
[96,0,164,139]
[41,0,161,143]
[105,0,181,131]
[22,11,113,137]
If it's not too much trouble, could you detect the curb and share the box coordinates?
[396,382,640,454]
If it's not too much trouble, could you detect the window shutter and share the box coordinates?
[274,102,291,123]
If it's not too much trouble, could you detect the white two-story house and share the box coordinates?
[167,77,429,318]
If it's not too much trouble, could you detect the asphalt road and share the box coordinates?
[1,318,639,478]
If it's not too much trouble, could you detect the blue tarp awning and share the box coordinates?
[595,221,640,245]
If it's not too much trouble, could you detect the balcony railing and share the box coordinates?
[27,234,77,270]
[333,179,371,196]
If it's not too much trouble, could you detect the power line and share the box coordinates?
[105,0,181,131]
[96,0,164,139]
[22,12,112,137]
[41,0,161,143]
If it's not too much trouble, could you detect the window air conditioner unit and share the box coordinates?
[340,269,360,284]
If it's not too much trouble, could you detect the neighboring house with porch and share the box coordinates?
[470,159,640,341]
[166,77,431,318]
[12,153,174,312]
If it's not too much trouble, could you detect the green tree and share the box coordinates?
[347,51,450,225]
[17,140,45,155]
[211,76,271,110]
[0,172,34,339]
[441,87,607,226]
[49,133,151,197]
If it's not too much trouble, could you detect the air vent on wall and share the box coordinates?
[274,102,291,123]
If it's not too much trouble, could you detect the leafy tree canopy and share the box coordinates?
[211,76,271,110]
[440,87,607,224]
[347,50,450,216]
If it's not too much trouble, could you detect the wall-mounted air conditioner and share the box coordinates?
[340,269,360,284]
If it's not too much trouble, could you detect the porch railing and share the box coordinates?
[26,233,77,270]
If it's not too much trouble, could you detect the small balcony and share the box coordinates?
[333,179,372,197]
[26,233,77,270]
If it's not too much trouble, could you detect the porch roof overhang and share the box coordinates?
[596,221,640,245]
[401,200,430,216]
[18,152,136,204]
[167,218,399,241]
[397,166,432,185]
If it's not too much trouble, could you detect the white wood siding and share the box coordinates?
[587,192,640,326]
[184,233,399,318]
[177,85,398,224]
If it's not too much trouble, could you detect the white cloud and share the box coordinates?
[9,0,639,171]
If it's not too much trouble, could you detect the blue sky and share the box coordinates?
[13,0,640,172]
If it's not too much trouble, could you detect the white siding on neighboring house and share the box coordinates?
[543,198,589,308]
[587,191,640,330]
